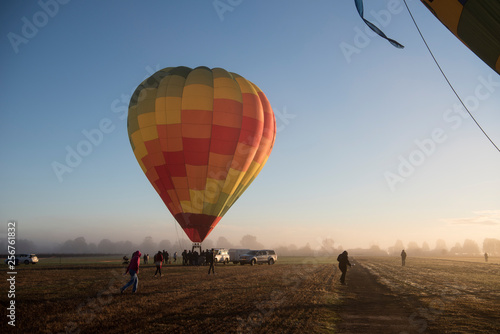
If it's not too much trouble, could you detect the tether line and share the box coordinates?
[403,0,500,153]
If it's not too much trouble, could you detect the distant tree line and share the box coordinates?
[0,234,272,256]
[387,238,500,256]
[0,236,498,257]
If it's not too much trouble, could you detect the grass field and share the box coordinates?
[354,256,500,333]
[1,256,498,333]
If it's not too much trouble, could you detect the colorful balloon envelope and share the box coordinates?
[421,0,500,75]
[127,66,276,242]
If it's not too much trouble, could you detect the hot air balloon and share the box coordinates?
[421,0,500,75]
[127,66,276,246]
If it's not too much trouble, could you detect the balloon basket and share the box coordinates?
[192,242,202,254]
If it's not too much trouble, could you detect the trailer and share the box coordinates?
[228,249,251,264]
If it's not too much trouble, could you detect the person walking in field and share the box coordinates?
[173,251,177,263]
[208,249,216,275]
[401,249,407,266]
[153,250,164,278]
[121,250,141,293]
[484,252,489,262]
[337,250,351,285]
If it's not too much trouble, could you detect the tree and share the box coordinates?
[434,239,447,252]
[483,238,500,255]
[158,239,172,251]
[422,242,430,253]
[406,241,422,256]
[87,243,97,253]
[462,239,480,255]
[202,239,214,249]
[59,239,74,253]
[98,239,117,254]
[139,236,157,255]
[275,245,289,256]
[115,240,134,254]
[216,236,233,249]
[369,245,387,256]
[172,238,190,251]
[388,240,405,256]
[59,237,88,253]
[240,235,264,249]
[320,238,336,256]
[450,242,463,255]
[407,241,419,251]
[288,244,298,256]
[298,243,313,256]
[17,239,37,253]
[73,237,88,253]
[432,239,448,255]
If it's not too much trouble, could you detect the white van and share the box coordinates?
[213,248,230,264]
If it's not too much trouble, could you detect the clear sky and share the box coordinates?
[1,0,499,251]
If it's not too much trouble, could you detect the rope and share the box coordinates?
[403,0,500,153]
[173,218,186,251]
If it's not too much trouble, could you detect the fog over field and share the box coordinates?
[3,234,499,259]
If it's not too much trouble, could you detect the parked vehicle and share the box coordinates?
[228,249,251,264]
[4,254,39,266]
[213,248,230,264]
[239,249,277,266]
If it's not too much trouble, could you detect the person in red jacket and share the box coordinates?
[121,250,141,293]
[153,250,164,278]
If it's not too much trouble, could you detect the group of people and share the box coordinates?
[181,249,215,266]
[122,249,354,293]
[120,248,218,293]
[142,250,178,265]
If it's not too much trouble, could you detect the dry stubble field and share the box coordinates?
[1,257,340,333]
[356,256,500,333]
[1,256,499,333]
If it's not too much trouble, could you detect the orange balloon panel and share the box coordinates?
[128,66,276,242]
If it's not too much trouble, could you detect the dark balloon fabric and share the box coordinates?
[421,0,500,75]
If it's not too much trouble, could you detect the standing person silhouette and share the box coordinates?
[401,249,407,266]
[337,251,351,285]
[208,249,216,275]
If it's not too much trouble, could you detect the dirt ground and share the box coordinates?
[1,256,498,333]
[1,259,340,333]
[333,259,434,334]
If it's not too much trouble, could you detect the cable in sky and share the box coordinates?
[402,0,500,153]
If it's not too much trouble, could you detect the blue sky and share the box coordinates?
[1,0,499,251]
